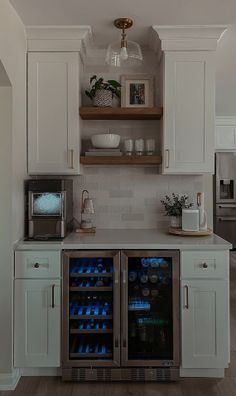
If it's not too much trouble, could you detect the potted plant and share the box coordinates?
[161,193,193,228]
[85,75,121,107]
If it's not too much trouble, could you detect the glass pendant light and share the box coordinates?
[105,18,143,67]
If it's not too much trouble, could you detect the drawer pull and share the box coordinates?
[202,262,208,269]
[34,263,39,268]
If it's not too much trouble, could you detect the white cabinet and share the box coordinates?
[181,279,228,368]
[154,25,227,174]
[14,250,61,367]
[14,279,61,367]
[162,51,215,174]
[28,52,80,175]
[215,117,236,150]
[180,250,230,370]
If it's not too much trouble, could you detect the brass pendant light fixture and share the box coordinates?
[105,18,143,67]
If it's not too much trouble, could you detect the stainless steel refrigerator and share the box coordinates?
[214,152,236,248]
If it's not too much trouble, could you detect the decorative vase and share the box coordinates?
[93,90,112,107]
[170,216,182,228]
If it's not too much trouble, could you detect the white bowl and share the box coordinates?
[91,134,120,149]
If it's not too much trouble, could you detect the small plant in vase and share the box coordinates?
[161,193,193,228]
[85,75,121,107]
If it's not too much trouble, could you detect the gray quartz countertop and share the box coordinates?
[15,228,232,251]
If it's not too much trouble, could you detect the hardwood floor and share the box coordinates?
[1,258,236,396]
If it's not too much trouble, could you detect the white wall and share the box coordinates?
[0,85,13,372]
[0,0,26,376]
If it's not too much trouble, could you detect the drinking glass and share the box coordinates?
[134,138,144,156]
[145,138,155,155]
[124,139,134,155]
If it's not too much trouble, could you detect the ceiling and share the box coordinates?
[9,0,236,47]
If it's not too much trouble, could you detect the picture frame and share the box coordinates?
[121,74,154,108]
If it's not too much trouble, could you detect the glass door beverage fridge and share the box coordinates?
[62,250,179,381]
[121,250,179,368]
[62,250,120,370]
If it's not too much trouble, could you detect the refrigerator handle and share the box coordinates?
[218,217,236,221]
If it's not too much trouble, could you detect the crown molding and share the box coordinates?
[151,25,229,51]
[26,25,92,52]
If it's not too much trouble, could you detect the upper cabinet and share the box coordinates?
[215,117,236,151]
[28,52,80,175]
[153,26,227,174]
[26,26,91,175]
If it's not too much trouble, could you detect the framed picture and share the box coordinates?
[121,74,154,108]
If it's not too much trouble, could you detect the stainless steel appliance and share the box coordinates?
[62,250,180,382]
[25,179,73,240]
[214,153,236,248]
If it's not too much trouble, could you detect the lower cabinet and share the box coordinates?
[181,279,229,368]
[14,279,61,367]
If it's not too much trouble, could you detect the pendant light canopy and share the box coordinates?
[105,18,143,67]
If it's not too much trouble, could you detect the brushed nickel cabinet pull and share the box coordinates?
[68,149,74,169]
[165,149,169,168]
[184,285,189,309]
[51,284,55,308]
[71,149,74,169]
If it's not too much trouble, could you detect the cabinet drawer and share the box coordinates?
[15,251,61,278]
[181,251,229,279]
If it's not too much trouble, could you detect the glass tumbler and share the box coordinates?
[134,138,144,156]
[124,139,134,155]
[145,138,155,155]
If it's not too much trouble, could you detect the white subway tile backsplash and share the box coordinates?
[72,167,211,229]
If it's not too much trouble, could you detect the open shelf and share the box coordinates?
[80,155,162,166]
[79,106,163,120]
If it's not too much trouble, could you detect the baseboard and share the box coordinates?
[0,369,21,390]
[180,368,225,378]
[20,367,61,376]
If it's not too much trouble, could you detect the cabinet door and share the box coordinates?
[14,279,61,367]
[181,280,229,368]
[28,52,80,175]
[215,125,236,150]
[162,51,215,174]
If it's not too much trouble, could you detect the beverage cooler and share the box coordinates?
[62,250,179,382]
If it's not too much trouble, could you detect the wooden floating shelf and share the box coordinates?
[79,106,163,120]
[80,155,162,165]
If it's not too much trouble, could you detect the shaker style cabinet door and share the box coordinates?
[162,51,215,174]
[14,279,61,367]
[28,52,80,175]
[181,280,229,368]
